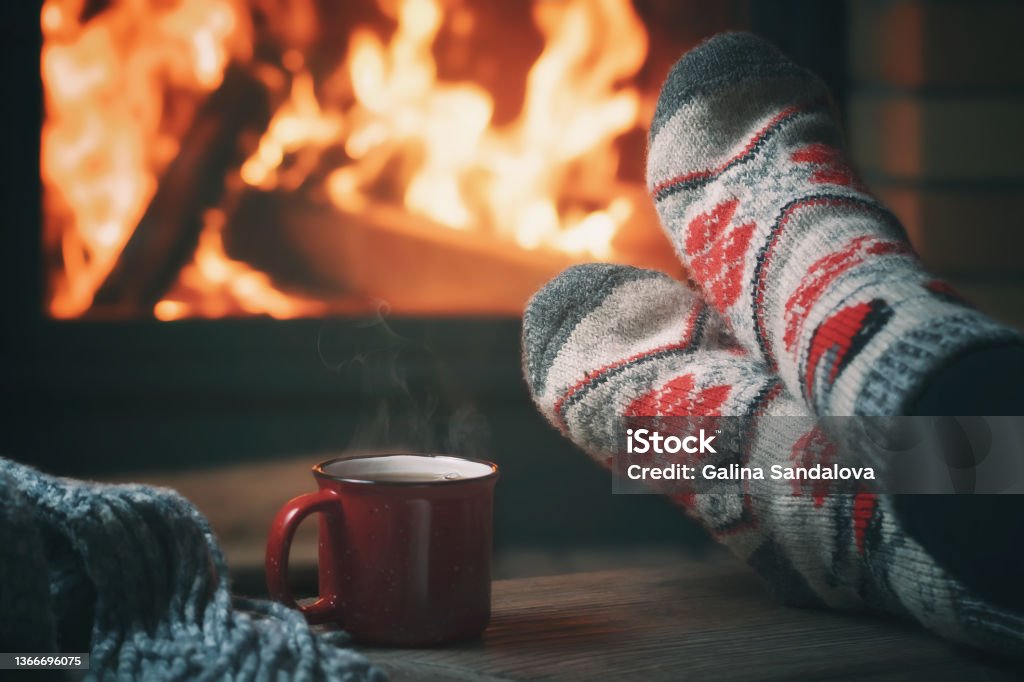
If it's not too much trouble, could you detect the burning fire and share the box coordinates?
[42,0,655,319]
[314,0,647,257]
[154,209,328,320]
[41,0,251,318]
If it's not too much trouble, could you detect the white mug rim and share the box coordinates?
[313,453,498,486]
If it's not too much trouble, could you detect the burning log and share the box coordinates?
[223,184,681,316]
[91,64,272,315]
[222,190,579,315]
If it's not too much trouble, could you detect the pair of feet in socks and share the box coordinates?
[522,33,1024,653]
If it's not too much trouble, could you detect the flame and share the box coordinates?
[43,0,655,319]
[240,67,345,190]
[156,209,327,320]
[312,0,648,258]
[41,0,250,317]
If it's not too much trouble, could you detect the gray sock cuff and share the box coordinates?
[650,32,819,139]
[522,264,669,395]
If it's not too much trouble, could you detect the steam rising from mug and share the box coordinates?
[316,302,492,457]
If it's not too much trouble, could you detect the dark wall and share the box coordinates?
[750,0,849,111]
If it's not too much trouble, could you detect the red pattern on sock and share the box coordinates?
[924,279,973,307]
[553,303,707,430]
[686,199,757,310]
[625,374,731,418]
[792,142,865,190]
[804,300,881,399]
[624,376,730,498]
[783,236,910,355]
[853,491,878,556]
[790,426,839,506]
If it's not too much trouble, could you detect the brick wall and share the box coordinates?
[848,0,1024,328]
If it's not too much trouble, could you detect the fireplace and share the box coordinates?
[12,0,754,454]
[1,0,858,550]
[38,0,732,320]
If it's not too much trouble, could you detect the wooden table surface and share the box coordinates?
[103,461,1024,679]
[365,562,1024,681]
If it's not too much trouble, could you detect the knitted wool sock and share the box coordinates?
[646,32,1023,418]
[522,263,1024,654]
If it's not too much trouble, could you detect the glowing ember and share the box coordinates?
[157,209,327,320]
[42,0,661,319]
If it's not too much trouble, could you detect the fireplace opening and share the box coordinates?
[38,0,759,320]
[10,0,929,563]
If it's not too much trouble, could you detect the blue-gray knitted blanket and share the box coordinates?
[0,458,385,681]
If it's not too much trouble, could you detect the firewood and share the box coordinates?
[91,63,271,315]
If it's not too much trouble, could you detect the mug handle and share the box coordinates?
[265,489,342,624]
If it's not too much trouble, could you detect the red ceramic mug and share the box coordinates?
[266,453,499,646]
